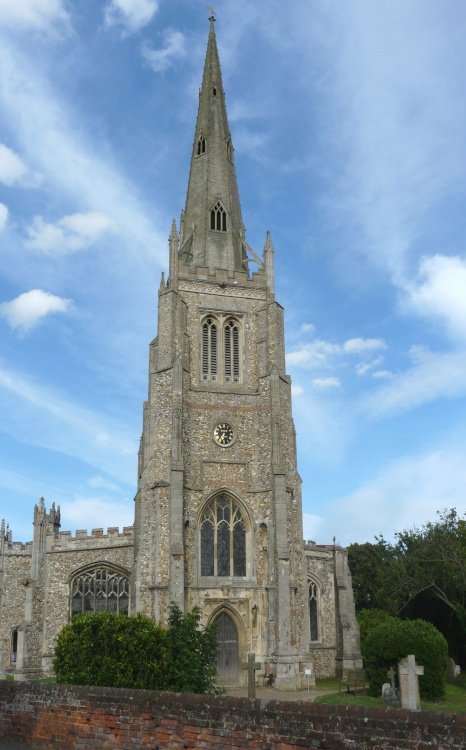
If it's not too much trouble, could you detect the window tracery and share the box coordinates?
[70,565,130,617]
[201,315,242,385]
[210,200,227,232]
[200,495,247,577]
[197,134,206,156]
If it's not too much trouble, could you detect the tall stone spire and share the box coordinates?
[181,16,247,273]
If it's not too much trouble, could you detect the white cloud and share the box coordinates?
[355,356,384,375]
[105,0,158,33]
[287,337,387,369]
[286,339,340,368]
[0,202,8,230]
[407,254,466,341]
[0,143,28,186]
[0,0,69,30]
[302,513,324,543]
[0,289,71,332]
[0,42,164,266]
[61,496,133,532]
[343,337,387,354]
[372,369,394,380]
[141,29,186,72]
[300,322,316,335]
[291,384,304,396]
[0,364,135,483]
[312,377,341,390]
[26,211,118,255]
[363,349,466,419]
[320,446,466,545]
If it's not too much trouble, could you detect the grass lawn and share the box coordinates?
[315,680,466,714]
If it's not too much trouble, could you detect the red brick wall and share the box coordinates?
[0,681,465,749]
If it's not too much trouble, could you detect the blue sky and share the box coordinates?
[1,0,466,546]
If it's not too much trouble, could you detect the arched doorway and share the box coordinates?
[215,611,239,682]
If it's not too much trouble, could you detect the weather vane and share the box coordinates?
[207,6,216,20]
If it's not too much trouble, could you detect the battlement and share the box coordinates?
[49,525,134,550]
[2,541,33,556]
[177,258,267,289]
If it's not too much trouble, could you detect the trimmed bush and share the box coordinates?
[54,612,168,689]
[364,618,448,699]
[357,608,398,654]
[53,605,218,694]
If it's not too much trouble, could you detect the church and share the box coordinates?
[0,18,361,689]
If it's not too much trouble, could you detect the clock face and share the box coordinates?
[213,422,234,446]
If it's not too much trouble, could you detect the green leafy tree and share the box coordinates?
[165,603,218,693]
[357,608,397,655]
[348,509,466,662]
[364,618,448,700]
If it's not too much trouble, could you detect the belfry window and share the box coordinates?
[70,565,130,616]
[200,495,247,577]
[197,134,206,156]
[224,320,240,381]
[202,318,218,381]
[200,315,242,385]
[210,200,227,232]
[309,581,320,642]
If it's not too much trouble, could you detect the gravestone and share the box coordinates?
[398,654,424,711]
[241,653,261,699]
[382,682,400,705]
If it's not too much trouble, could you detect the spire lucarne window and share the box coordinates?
[210,200,227,232]
[200,495,247,577]
[197,134,206,155]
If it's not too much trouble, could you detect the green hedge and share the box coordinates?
[364,618,448,699]
[53,604,218,693]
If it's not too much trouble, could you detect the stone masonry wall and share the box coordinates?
[1,681,465,750]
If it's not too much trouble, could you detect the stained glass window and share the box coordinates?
[70,566,130,616]
[200,495,247,577]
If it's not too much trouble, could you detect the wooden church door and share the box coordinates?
[215,612,239,682]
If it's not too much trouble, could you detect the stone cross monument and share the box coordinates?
[398,654,424,711]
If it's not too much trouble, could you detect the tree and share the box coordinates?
[165,603,218,694]
[348,509,466,663]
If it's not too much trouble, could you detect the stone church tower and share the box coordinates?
[0,17,361,687]
[134,17,313,689]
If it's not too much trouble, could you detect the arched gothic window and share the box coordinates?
[70,565,130,617]
[210,200,227,232]
[224,320,240,382]
[11,628,18,664]
[200,495,247,577]
[202,317,218,381]
[309,581,320,642]
[197,134,206,156]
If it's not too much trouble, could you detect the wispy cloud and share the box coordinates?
[0,202,8,230]
[312,377,341,390]
[0,0,69,31]
[405,254,466,342]
[61,496,133,533]
[0,41,164,265]
[141,29,186,72]
[320,444,466,545]
[0,364,136,483]
[0,143,28,185]
[363,349,466,419]
[0,289,71,332]
[104,0,158,34]
[287,337,387,369]
[26,211,118,255]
